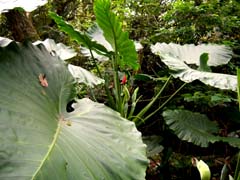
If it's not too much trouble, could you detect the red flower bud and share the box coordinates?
[121,74,127,85]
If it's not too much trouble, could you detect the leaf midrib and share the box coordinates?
[31,121,62,179]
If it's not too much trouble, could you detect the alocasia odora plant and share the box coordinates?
[49,0,173,123]
[150,42,240,148]
[0,41,148,179]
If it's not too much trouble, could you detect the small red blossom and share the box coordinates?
[121,74,127,85]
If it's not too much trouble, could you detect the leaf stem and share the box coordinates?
[112,54,122,114]
[108,8,122,115]
[140,82,187,125]
[133,75,172,124]
[89,49,102,78]
[234,151,240,180]
[104,73,116,109]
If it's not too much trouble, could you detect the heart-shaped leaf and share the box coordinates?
[0,41,148,179]
[0,37,13,47]
[151,43,232,66]
[151,43,236,91]
[33,39,77,60]
[68,64,104,87]
[163,109,240,148]
[152,53,237,91]
[163,109,219,147]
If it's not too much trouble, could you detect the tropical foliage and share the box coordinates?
[0,40,148,180]
[0,0,240,179]
[0,0,149,179]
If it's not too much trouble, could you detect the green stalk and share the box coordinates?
[234,152,240,180]
[112,54,122,115]
[89,49,116,109]
[88,49,101,102]
[110,17,122,115]
[89,49,102,78]
[133,75,172,124]
[139,82,187,126]
[237,68,240,111]
[128,87,140,119]
[235,68,240,180]
[89,88,97,102]
[104,73,116,109]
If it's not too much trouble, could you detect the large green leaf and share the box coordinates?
[0,37,13,47]
[142,136,164,158]
[151,43,232,66]
[152,53,237,91]
[0,37,104,88]
[1,37,77,60]
[94,0,139,70]
[81,24,143,62]
[81,24,113,61]
[33,39,77,60]
[86,24,113,52]
[151,43,236,91]
[33,39,104,87]
[163,109,240,148]
[68,64,104,87]
[216,136,240,149]
[0,42,148,179]
[163,109,219,147]
[0,0,47,13]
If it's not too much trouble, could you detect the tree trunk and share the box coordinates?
[5,10,39,42]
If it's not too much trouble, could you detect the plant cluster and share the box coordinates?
[0,0,240,179]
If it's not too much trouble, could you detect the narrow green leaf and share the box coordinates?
[220,164,230,180]
[234,152,240,180]
[49,11,109,56]
[94,0,139,70]
[237,68,240,110]
[134,74,168,82]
